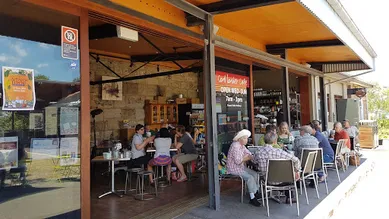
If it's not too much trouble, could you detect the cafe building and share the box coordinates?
[0,0,376,218]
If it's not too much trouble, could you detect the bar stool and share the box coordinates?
[155,165,169,188]
[124,168,143,194]
[135,171,158,200]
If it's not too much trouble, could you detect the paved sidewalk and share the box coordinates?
[178,159,364,219]
[331,144,389,219]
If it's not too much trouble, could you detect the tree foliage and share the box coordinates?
[367,85,389,139]
[34,74,49,80]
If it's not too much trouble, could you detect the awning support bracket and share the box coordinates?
[90,54,123,79]
[90,66,201,85]
[139,33,184,70]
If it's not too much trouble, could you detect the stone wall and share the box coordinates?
[90,57,199,140]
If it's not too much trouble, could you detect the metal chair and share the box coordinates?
[345,137,358,167]
[261,159,300,217]
[219,174,245,203]
[124,168,143,194]
[324,139,346,182]
[155,164,169,188]
[302,148,329,194]
[299,151,319,205]
[135,170,158,201]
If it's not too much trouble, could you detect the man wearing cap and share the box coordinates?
[226,129,262,207]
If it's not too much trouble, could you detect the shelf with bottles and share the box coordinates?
[253,89,282,98]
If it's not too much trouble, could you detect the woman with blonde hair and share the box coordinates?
[278,122,294,148]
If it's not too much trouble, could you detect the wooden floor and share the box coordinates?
[91,163,214,219]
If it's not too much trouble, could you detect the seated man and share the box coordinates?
[293,125,319,159]
[226,129,261,207]
[172,125,198,182]
[258,124,281,149]
[253,132,301,203]
[334,122,351,154]
[343,119,359,150]
[311,123,334,182]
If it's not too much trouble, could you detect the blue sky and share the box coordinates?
[0,35,80,83]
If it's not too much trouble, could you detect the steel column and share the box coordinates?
[164,1,220,210]
[319,77,328,131]
[203,14,220,211]
[281,52,291,126]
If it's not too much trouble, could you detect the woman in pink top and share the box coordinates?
[226,129,261,207]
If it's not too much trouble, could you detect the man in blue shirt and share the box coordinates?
[310,123,335,183]
[311,126,334,163]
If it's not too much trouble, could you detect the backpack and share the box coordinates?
[218,152,227,175]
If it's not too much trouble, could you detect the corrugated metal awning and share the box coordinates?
[322,62,369,73]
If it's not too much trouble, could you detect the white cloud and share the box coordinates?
[39,43,50,49]
[37,63,49,68]
[0,54,21,65]
[10,43,27,57]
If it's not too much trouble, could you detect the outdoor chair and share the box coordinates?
[302,148,329,194]
[324,139,346,182]
[345,138,358,168]
[261,159,300,217]
[219,174,245,203]
[299,150,319,205]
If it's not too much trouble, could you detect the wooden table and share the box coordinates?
[91,156,132,198]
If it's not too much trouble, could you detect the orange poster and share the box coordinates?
[2,66,36,110]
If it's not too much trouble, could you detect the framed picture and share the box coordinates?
[102,76,122,101]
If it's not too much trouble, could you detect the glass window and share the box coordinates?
[0,2,81,219]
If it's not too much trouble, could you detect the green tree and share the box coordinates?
[35,74,49,80]
[367,85,389,139]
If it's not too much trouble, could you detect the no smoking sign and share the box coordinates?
[61,26,79,60]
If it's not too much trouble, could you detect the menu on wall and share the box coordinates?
[31,138,59,160]
[29,113,44,130]
[45,107,58,135]
[60,107,79,135]
[215,71,249,108]
[2,66,36,111]
[60,137,79,166]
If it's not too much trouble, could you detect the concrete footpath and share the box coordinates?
[330,145,389,219]
[177,146,384,219]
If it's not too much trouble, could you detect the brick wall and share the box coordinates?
[90,57,199,140]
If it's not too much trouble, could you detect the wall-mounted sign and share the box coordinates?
[216,71,249,108]
[216,71,249,95]
[61,26,79,60]
[347,88,367,97]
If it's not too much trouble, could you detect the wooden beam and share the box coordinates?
[131,51,203,62]
[266,39,344,54]
[80,8,91,219]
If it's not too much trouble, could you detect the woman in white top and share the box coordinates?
[147,128,172,184]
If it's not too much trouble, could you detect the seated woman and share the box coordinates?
[147,128,172,184]
[278,122,294,148]
[172,125,198,182]
[129,124,155,168]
